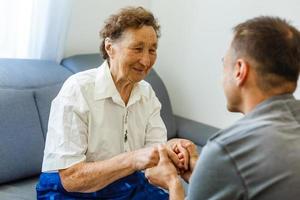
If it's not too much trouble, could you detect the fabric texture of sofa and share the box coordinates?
[0,54,219,199]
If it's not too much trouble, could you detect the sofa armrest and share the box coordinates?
[175,115,220,147]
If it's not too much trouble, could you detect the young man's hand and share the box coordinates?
[145,145,179,190]
[166,138,199,182]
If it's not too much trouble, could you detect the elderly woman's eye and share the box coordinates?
[149,49,156,54]
[133,47,143,52]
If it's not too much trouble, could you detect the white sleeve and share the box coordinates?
[42,77,89,172]
[144,90,167,147]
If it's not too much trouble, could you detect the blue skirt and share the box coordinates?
[36,171,168,200]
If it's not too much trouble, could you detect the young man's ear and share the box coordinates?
[104,38,114,59]
[234,58,249,86]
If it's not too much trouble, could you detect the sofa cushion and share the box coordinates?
[145,70,177,139]
[34,84,65,137]
[0,59,72,89]
[61,54,177,138]
[0,58,73,138]
[0,176,38,200]
[0,89,44,184]
[175,115,219,146]
[61,53,103,73]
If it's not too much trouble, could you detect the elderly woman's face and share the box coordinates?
[107,25,158,83]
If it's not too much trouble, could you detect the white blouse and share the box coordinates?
[42,61,167,172]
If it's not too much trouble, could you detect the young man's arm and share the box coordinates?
[145,145,185,200]
[188,141,245,199]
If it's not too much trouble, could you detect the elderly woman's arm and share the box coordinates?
[59,146,159,193]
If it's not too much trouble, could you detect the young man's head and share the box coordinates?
[222,16,300,113]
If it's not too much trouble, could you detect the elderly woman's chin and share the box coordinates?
[130,71,149,82]
[130,75,146,83]
[129,75,146,83]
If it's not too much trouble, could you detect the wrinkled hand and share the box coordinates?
[131,146,160,171]
[178,140,199,182]
[145,145,179,190]
[167,139,192,171]
[172,141,190,171]
[165,146,185,172]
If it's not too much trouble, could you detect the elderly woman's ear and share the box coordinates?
[104,37,114,59]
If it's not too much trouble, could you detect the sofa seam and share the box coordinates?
[33,92,46,141]
[0,82,65,90]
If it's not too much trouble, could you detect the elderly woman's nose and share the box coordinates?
[140,51,151,67]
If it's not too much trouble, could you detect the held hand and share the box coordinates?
[166,147,185,171]
[131,146,160,171]
[173,142,190,170]
[179,140,199,182]
[145,145,179,190]
[167,139,191,171]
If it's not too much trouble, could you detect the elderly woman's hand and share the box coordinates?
[166,139,199,183]
[167,138,193,170]
[130,146,160,171]
[178,140,199,183]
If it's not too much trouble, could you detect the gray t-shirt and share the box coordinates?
[188,94,300,200]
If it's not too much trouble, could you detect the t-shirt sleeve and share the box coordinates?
[187,140,246,200]
[42,77,89,172]
[144,90,167,147]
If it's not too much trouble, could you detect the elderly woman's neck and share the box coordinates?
[112,76,135,105]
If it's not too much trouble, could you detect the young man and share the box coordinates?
[146,16,300,200]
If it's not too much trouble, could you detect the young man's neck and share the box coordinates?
[241,87,295,114]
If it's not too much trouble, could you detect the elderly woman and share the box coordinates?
[36,6,187,199]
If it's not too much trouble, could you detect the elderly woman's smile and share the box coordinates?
[132,66,145,73]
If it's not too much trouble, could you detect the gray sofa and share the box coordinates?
[0,54,219,199]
